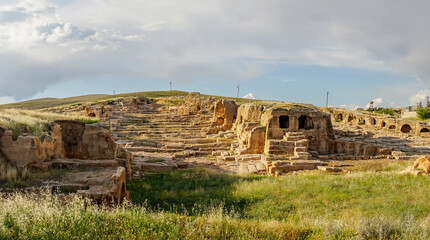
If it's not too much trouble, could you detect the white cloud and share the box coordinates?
[243,93,256,99]
[409,89,430,106]
[1,0,430,100]
[340,104,362,110]
[365,97,384,109]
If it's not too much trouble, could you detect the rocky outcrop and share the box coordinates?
[55,120,115,160]
[207,100,238,134]
[76,166,130,204]
[414,156,430,173]
[180,92,216,115]
[0,127,62,169]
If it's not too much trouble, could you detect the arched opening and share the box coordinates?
[389,125,396,130]
[298,115,314,130]
[420,128,430,133]
[401,124,412,133]
[381,121,386,127]
[89,113,96,118]
[279,116,290,129]
[370,118,376,125]
[215,117,224,126]
[347,115,354,122]
[239,116,243,123]
[358,119,366,125]
[336,114,343,121]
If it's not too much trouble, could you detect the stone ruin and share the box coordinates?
[0,120,129,204]
[2,92,430,202]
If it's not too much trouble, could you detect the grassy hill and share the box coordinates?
[0,91,191,110]
[0,90,317,110]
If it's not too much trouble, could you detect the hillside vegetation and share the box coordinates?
[0,109,97,139]
[0,90,308,111]
[0,91,190,110]
[2,164,430,239]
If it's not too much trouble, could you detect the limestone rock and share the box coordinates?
[413,156,430,173]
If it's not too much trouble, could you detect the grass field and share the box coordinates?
[2,163,430,239]
[0,90,268,110]
[0,91,190,110]
[0,109,98,139]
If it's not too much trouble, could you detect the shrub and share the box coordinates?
[417,107,430,120]
[367,107,397,116]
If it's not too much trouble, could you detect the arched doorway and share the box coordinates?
[298,116,314,130]
[279,116,290,129]
[420,128,430,133]
[401,124,412,133]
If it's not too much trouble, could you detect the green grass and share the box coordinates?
[2,168,430,239]
[0,90,319,110]
[0,91,190,110]
[128,168,430,222]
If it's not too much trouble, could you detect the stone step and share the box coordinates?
[48,159,119,170]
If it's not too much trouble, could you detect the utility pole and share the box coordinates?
[113,90,116,97]
[170,81,172,91]
[236,85,240,98]
[326,91,329,108]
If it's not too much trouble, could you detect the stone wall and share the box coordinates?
[262,108,335,154]
[0,121,116,169]
[55,120,115,160]
[207,99,238,134]
[0,125,63,169]
[325,108,430,136]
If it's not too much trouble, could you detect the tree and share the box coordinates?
[417,107,430,120]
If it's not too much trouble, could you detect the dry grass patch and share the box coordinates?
[0,109,98,138]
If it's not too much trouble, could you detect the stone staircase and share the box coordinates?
[107,108,237,172]
[265,132,312,160]
[262,132,322,175]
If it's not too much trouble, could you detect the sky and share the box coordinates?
[1,0,430,108]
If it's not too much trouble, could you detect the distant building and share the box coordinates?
[402,106,418,118]
[404,106,418,112]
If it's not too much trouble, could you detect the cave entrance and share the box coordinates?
[298,115,314,130]
[420,128,430,133]
[401,124,412,133]
[279,116,290,129]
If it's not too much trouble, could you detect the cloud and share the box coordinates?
[281,79,296,83]
[365,97,384,109]
[243,93,256,99]
[340,104,362,110]
[409,89,430,106]
[1,0,430,100]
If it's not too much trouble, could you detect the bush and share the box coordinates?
[417,107,430,120]
[367,107,397,116]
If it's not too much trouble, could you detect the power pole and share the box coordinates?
[113,90,116,97]
[236,85,240,98]
[170,81,172,91]
[326,91,329,108]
